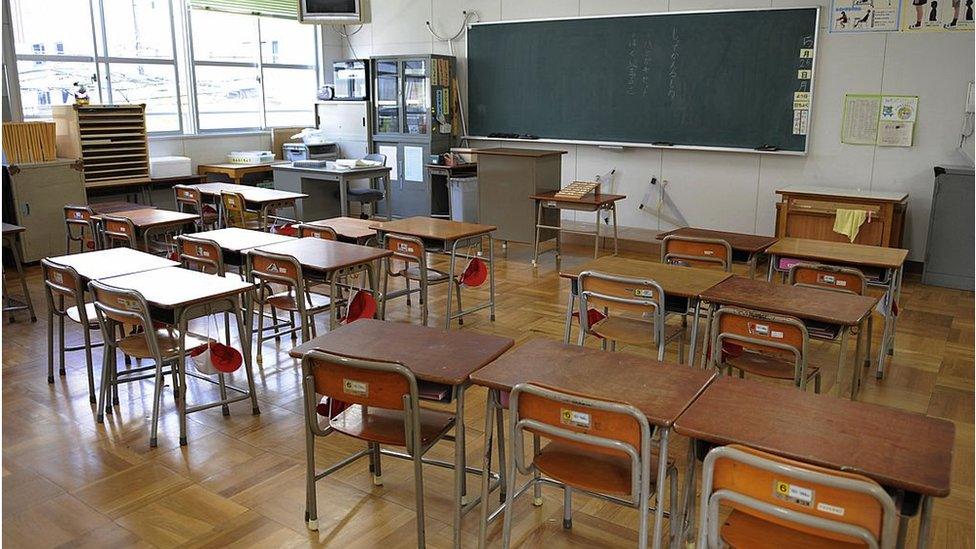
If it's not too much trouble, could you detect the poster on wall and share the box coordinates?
[901,0,975,30]
[878,95,919,146]
[841,93,919,146]
[830,0,902,32]
[842,94,883,144]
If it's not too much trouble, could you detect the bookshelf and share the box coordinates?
[52,104,151,189]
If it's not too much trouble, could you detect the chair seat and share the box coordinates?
[726,350,820,381]
[266,291,333,313]
[590,316,684,346]
[534,440,670,497]
[66,303,100,328]
[347,188,385,202]
[117,328,211,360]
[400,266,451,284]
[721,509,866,549]
[329,404,456,447]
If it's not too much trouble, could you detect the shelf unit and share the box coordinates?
[52,104,151,189]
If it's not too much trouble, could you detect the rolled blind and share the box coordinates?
[188,0,297,18]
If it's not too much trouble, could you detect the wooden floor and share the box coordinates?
[2,242,973,548]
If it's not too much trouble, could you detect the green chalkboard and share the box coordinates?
[467,8,818,152]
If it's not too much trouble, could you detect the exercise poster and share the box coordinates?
[901,0,975,30]
[831,0,902,32]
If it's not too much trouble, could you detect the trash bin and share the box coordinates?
[449,176,479,223]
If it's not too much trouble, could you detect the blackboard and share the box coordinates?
[467,8,819,153]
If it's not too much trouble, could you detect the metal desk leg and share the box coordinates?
[339,175,349,218]
[876,267,899,379]
[688,299,702,367]
[699,303,714,369]
[4,233,36,322]
[676,440,699,549]
[384,175,393,220]
[851,318,865,400]
[594,209,601,259]
[477,388,498,549]
[532,200,543,267]
[747,253,757,279]
[235,296,260,415]
[563,280,577,344]
[488,234,496,322]
[612,204,619,256]
[650,429,670,549]
[177,308,189,446]
[833,327,849,395]
[766,253,777,281]
[452,385,467,548]
[890,266,904,356]
[917,495,933,549]
[444,239,458,329]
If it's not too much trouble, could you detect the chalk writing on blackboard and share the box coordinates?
[668,27,680,100]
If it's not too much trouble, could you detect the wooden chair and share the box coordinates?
[40,259,104,403]
[577,270,682,361]
[502,383,677,548]
[697,444,898,548]
[64,204,98,254]
[381,233,464,326]
[100,214,138,249]
[220,191,263,230]
[300,349,455,545]
[248,249,333,363]
[174,185,218,231]
[347,153,387,219]
[710,306,821,392]
[298,223,338,240]
[661,235,733,272]
[88,280,209,447]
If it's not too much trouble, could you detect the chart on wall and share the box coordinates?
[830,0,902,32]
[901,0,975,30]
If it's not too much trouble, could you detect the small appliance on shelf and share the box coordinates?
[226,151,275,164]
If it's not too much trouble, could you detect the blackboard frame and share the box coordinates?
[464,6,821,156]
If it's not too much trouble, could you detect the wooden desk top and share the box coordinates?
[2,222,25,235]
[89,201,156,215]
[251,237,391,274]
[699,276,877,326]
[306,217,377,240]
[274,163,391,177]
[530,190,627,206]
[765,237,909,269]
[559,256,733,299]
[470,339,716,428]
[289,319,515,386]
[776,185,908,203]
[656,227,778,254]
[674,376,954,497]
[371,216,497,242]
[474,147,567,158]
[93,208,198,229]
[46,248,178,282]
[192,228,297,253]
[102,267,254,309]
[198,162,280,172]
[189,182,308,203]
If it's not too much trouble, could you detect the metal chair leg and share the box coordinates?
[47,309,56,384]
[372,443,383,485]
[563,486,573,529]
[149,363,165,447]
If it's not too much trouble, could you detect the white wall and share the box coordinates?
[329,0,975,260]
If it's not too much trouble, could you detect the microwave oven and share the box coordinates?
[332,59,370,101]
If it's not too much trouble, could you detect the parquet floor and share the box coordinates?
[2,242,973,548]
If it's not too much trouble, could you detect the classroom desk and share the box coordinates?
[529,191,627,266]
[100,267,259,445]
[272,162,393,221]
[470,339,717,549]
[655,227,778,278]
[189,182,308,230]
[673,375,954,549]
[371,217,498,328]
[248,237,392,330]
[304,216,378,245]
[190,228,296,267]
[88,201,156,215]
[559,256,733,364]
[92,208,198,252]
[46,246,179,283]
[289,319,515,548]
[765,237,909,380]
[2,222,36,322]
[699,276,878,398]
[197,162,277,184]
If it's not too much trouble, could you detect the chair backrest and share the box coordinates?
[40,259,85,316]
[88,279,158,349]
[248,248,305,299]
[101,215,137,249]
[64,205,97,252]
[176,234,225,276]
[661,235,733,272]
[221,191,250,229]
[364,153,387,165]
[384,233,427,274]
[509,382,650,499]
[789,263,868,296]
[578,270,665,332]
[299,223,337,241]
[699,444,897,549]
[173,185,202,212]
[713,306,807,365]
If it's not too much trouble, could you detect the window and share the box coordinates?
[189,10,318,130]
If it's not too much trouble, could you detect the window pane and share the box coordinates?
[263,67,316,127]
[107,63,180,132]
[10,0,95,57]
[191,10,258,63]
[17,60,97,119]
[195,65,261,129]
[101,0,174,59]
[260,17,315,66]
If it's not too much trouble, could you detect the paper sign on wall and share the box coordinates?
[830,0,902,32]
[901,0,975,31]
[841,94,919,147]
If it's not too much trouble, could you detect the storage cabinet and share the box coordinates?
[52,104,151,189]
[371,55,455,218]
[476,148,566,243]
[2,159,87,261]
[774,186,908,248]
[922,166,974,290]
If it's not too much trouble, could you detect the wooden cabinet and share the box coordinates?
[476,148,566,243]
[2,159,87,261]
[775,186,908,248]
[53,104,150,189]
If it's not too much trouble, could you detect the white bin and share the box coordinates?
[449,176,479,223]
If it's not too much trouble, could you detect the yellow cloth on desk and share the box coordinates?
[833,208,868,242]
